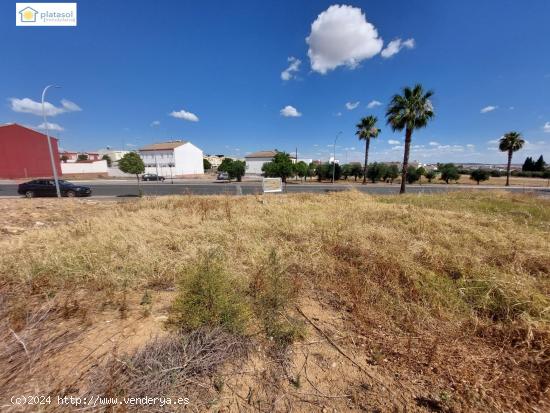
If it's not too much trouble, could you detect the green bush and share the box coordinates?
[250,251,305,345]
[171,252,250,334]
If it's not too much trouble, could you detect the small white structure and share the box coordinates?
[97,149,129,165]
[139,141,204,177]
[245,150,295,175]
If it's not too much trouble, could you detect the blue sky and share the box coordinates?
[2,0,549,163]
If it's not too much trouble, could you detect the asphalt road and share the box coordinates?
[1,181,549,198]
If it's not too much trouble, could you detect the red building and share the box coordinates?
[0,123,62,179]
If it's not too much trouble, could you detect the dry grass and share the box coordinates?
[85,327,247,411]
[0,191,549,412]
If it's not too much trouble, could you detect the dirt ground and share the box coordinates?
[0,198,112,239]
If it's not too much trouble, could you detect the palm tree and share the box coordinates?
[386,84,434,194]
[499,132,525,186]
[355,116,380,184]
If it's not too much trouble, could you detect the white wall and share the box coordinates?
[61,160,108,174]
[97,150,129,162]
[246,157,272,174]
[174,143,204,175]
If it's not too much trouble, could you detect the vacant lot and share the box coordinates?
[0,192,548,412]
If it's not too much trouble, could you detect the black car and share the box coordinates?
[141,173,165,181]
[18,179,92,198]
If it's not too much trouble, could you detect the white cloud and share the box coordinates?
[306,5,383,74]
[150,120,160,127]
[345,101,360,110]
[60,99,82,112]
[429,141,439,146]
[367,100,382,108]
[381,38,415,58]
[280,105,302,117]
[10,97,81,117]
[281,56,301,81]
[487,139,498,144]
[543,122,550,133]
[480,105,497,114]
[466,144,475,149]
[388,139,400,145]
[391,145,403,150]
[169,109,199,122]
[334,112,342,117]
[36,122,64,131]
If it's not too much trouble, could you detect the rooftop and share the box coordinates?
[139,141,188,151]
[245,150,296,159]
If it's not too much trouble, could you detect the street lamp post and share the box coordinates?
[42,85,62,198]
[332,131,342,183]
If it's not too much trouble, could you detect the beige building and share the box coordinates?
[204,154,225,169]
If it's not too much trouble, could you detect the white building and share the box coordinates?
[244,150,296,175]
[139,141,204,177]
[97,149,129,165]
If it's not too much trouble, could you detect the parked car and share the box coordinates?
[18,179,92,198]
[216,172,230,181]
[141,173,165,181]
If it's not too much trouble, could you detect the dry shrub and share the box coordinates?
[85,328,247,408]
[250,250,305,346]
[0,299,83,400]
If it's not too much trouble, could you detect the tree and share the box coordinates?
[229,160,245,182]
[366,162,387,183]
[406,166,420,184]
[355,116,380,184]
[261,152,294,183]
[218,158,245,181]
[522,156,535,171]
[203,158,212,170]
[425,170,437,183]
[470,169,490,185]
[60,154,68,163]
[534,155,546,172]
[349,163,363,181]
[118,152,145,194]
[386,84,435,194]
[341,164,352,180]
[77,154,88,161]
[416,166,426,185]
[307,162,317,181]
[217,158,233,173]
[499,132,525,186]
[384,164,400,183]
[101,154,112,167]
[294,161,308,181]
[316,163,341,181]
[439,163,459,184]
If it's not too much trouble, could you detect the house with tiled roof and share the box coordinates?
[244,150,296,175]
[138,140,204,176]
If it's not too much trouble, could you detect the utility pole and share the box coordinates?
[332,131,342,183]
[295,146,298,180]
[41,85,62,198]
